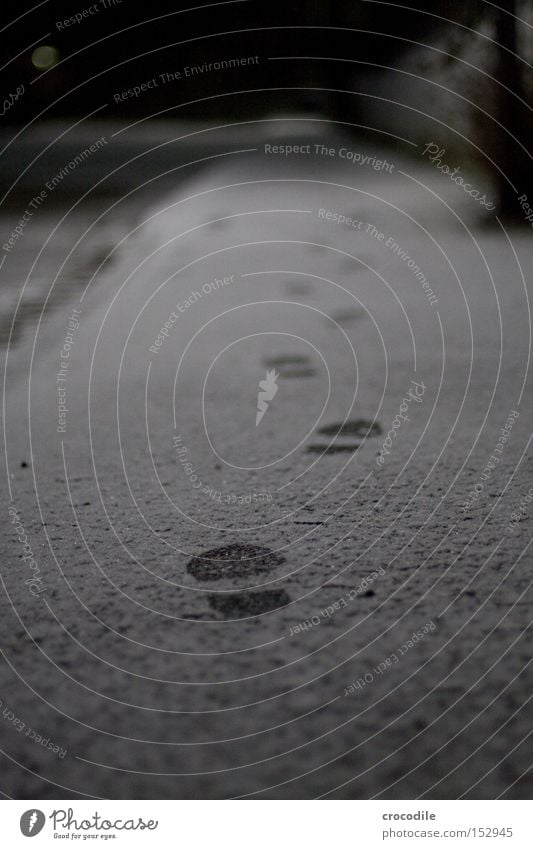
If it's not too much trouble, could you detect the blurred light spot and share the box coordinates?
[31,46,59,70]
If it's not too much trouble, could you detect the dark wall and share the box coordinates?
[2,0,487,121]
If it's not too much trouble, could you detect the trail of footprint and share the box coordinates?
[187,543,285,582]
[208,589,291,617]
[264,354,317,378]
[264,354,309,366]
[306,444,360,454]
[187,544,292,617]
[206,214,230,229]
[327,308,364,324]
[280,368,317,378]
[306,419,382,455]
[318,420,382,438]
[284,280,314,296]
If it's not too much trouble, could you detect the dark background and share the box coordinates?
[2,0,531,214]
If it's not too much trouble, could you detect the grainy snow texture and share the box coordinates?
[1,123,531,799]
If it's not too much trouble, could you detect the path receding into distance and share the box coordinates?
[1,120,532,799]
